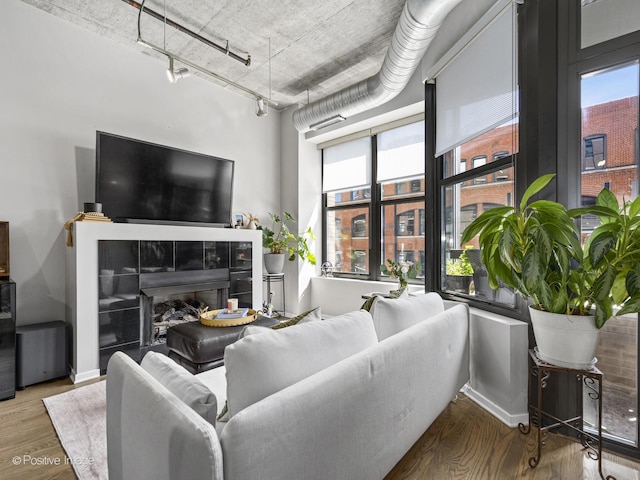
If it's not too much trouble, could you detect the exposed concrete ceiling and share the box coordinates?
[20,0,407,110]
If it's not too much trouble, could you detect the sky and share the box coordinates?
[581,62,639,107]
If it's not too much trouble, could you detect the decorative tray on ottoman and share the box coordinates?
[200,309,257,327]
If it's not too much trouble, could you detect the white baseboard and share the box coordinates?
[462,385,529,428]
[70,366,101,384]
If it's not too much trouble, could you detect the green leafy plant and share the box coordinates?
[446,245,474,276]
[381,259,420,287]
[258,212,316,265]
[461,173,640,328]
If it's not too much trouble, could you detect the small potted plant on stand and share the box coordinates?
[445,246,474,294]
[259,212,316,274]
[461,174,640,369]
[381,258,420,290]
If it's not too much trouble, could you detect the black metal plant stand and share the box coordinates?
[518,349,616,480]
[262,273,285,317]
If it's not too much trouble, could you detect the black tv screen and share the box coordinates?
[95,132,234,226]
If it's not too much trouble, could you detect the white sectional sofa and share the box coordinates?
[106,293,470,480]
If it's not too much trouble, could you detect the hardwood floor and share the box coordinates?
[386,394,640,480]
[0,377,638,480]
[0,377,102,480]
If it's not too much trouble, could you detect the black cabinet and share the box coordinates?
[0,278,16,400]
[230,242,253,308]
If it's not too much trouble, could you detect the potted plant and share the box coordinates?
[461,174,640,368]
[381,258,420,289]
[259,212,316,274]
[445,245,474,294]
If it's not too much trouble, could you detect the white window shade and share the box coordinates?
[322,136,371,193]
[435,3,518,157]
[377,121,425,183]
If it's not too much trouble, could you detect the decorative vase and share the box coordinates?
[246,220,258,230]
[528,306,600,369]
[397,278,408,289]
[264,253,286,274]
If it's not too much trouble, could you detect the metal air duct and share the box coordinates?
[292,0,462,133]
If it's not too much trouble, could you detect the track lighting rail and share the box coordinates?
[135,0,277,110]
[122,0,251,66]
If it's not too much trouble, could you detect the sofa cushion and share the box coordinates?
[371,292,444,341]
[224,309,378,418]
[360,287,408,312]
[271,306,321,329]
[141,351,217,426]
[239,306,322,338]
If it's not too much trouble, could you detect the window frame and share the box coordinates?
[321,121,426,284]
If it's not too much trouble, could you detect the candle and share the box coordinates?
[400,243,404,253]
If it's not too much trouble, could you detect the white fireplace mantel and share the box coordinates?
[65,222,263,383]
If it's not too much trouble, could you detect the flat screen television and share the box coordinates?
[95,132,234,226]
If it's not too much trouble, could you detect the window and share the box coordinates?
[579,61,640,453]
[396,210,415,236]
[323,137,372,276]
[322,120,425,283]
[492,152,510,181]
[582,134,606,170]
[351,250,367,273]
[429,1,518,307]
[395,182,407,195]
[351,214,367,238]
[441,162,516,306]
[472,156,487,184]
[459,205,477,235]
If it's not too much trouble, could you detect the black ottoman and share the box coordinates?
[167,315,279,374]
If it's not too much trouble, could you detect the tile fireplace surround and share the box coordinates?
[66,222,262,383]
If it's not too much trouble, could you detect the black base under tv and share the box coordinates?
[116,218,229,228]
[95,132,235,227]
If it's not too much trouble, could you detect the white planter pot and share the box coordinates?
[264,253,286,274]
[529,306,600,369]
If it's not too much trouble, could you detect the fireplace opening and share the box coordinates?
[139,269,230,348]
[149,294,215,345]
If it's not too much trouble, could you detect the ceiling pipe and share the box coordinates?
[292,0,463,133]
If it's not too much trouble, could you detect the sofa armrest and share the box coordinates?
[106,352,224,480]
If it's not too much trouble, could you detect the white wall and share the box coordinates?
[278,106,322,315]
[1,0,280,325]
[310,277,424,316]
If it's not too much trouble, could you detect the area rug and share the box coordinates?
[43,381,108,480]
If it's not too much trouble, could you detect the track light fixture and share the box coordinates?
[166,56,190,83]
[255,38,272,117]
[256,97,268,117]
